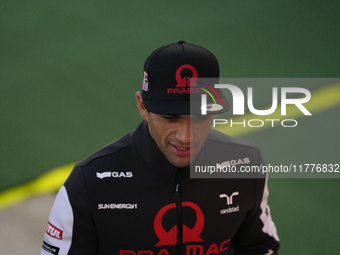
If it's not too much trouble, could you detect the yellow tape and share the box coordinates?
[0,163,75,210]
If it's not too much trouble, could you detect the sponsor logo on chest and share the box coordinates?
[219,191,240,214]
[120,202,231,255]
[96,172,133,179]
[98,203,138,210]
[217,158,250,168]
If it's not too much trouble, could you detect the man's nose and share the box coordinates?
[176,119,191,144]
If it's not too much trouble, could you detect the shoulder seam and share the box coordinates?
[78,132,134,167]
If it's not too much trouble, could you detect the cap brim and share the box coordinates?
[143,95,230,115]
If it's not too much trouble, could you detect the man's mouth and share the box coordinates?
[170,144,192,156]
[175,146,189,151]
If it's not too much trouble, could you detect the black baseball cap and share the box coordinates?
[141,41,230,115]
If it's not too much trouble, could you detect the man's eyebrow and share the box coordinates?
[163,114,181,117]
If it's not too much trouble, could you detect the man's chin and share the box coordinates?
[172,163,190,168]
[169,156,191,168]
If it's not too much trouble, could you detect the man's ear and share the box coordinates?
[136,92,149,122]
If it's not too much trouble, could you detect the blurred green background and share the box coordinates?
[1,1,339,254]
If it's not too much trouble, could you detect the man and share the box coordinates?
[41,41,279,255]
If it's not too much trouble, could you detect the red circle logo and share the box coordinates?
[154,202,204,246]
[175,65,198,87]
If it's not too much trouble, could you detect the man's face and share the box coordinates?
[146,112,216,168]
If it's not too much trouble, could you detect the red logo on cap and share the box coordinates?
[154,202,204,246]
[175,64,198,87]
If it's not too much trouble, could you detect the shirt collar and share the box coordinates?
[133,121,179,181]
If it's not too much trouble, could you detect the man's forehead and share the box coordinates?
[155,113,213,119]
